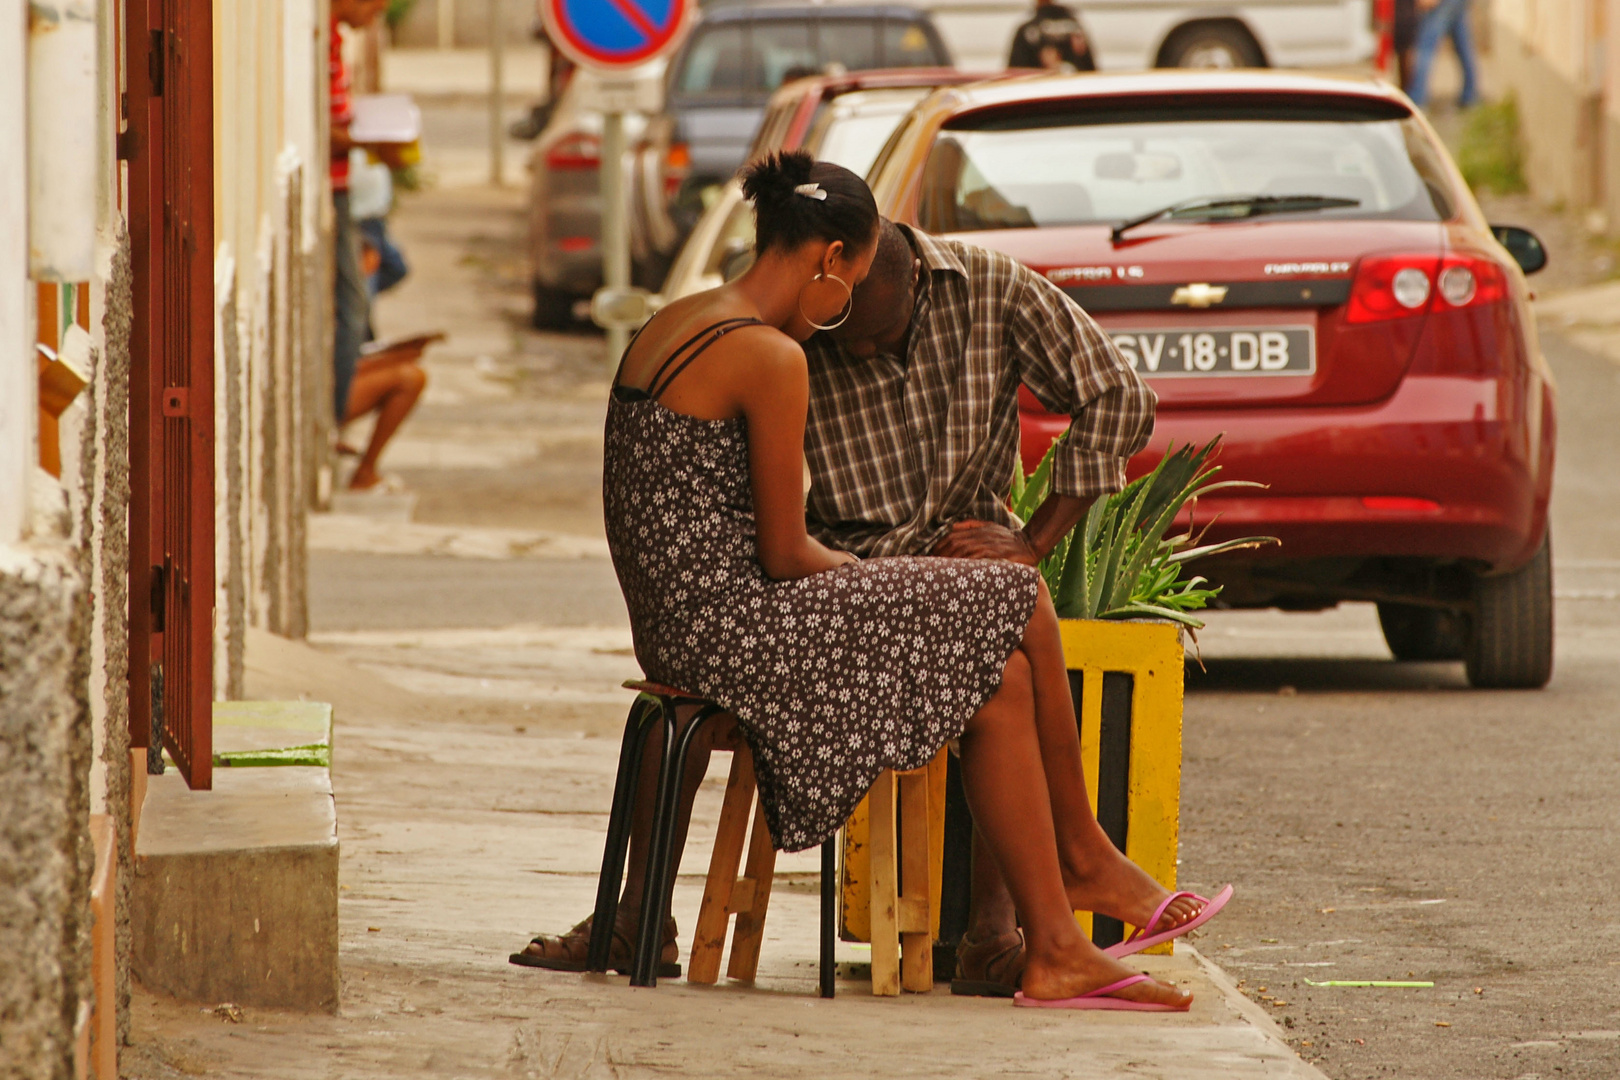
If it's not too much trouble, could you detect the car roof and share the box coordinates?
[696,3,933,23]
[825,85,942,112]
[765,67,977,110]
[926,69,1412,118]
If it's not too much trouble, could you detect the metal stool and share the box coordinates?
[587,681,837,996]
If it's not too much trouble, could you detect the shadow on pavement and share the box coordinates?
[1186,657,1472,693]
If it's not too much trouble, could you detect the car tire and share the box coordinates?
[532,281,575,331]
[1378,603,1466,661]
[1464,534,1554,690]
[1161,24,1265,69]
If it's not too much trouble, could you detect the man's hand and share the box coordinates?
[930,520,1039,565]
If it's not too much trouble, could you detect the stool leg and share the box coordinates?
[820,837,836,999]
[631,697,680,987]
[588,696,656,973]
[868,770,900,996]
[633,703,724,987]
[725,798,777,982]
[689,746,755,985]
[898,770,934,993]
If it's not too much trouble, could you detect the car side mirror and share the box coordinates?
[1491,225,1547,275]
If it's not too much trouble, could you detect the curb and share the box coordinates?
[1184,944,1332,1080]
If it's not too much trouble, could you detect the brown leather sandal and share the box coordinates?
[950,928,1026,998]
[509,910,681,978]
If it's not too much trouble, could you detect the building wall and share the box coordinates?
[391,0,536,49]
[1,0,332,1073]
[1487,20,1600,208]
[0,538,91,1080]
[1486,0,1612,214]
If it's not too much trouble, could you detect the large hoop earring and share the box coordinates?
[798,271,853,331]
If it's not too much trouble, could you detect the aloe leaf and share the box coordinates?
[1098,601,1208,630]
[1164,536,1282,564]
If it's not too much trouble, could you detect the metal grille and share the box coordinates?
[127,0,214,789]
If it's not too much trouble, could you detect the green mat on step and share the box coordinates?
[212,743,331,768]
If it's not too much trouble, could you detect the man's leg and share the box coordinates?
[1405,5,1448,107]
[332,190,369,424]
[967,828,1018,940]
[1449,0,1480,107]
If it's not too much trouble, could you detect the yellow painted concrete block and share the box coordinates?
[1061,619,1184,955]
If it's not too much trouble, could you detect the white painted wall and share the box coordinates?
[27,0,98,282]
[0,0,33,545]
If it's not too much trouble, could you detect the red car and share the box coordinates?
[867,71,1555,688]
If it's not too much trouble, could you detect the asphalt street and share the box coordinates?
[307,184,1618,1080]
[1176,330,1620,1079]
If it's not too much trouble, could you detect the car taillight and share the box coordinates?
[546,132,601,171]
[663,141,691,198]
[1436,253,1507,308]
[1361,496,1441,513]
[1346,252,1509,323]
[1345,254,1440,323]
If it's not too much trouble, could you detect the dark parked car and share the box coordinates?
[648,3,952,235]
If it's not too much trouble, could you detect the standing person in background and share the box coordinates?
[330,0,390,428]
[1392,0,1420,89]
[1008,0,1096,72]
[1405,0,1480,109]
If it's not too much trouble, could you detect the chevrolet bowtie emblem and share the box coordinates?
[1170,283,1229,308]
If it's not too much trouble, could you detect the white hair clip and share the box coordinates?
[794,183,828,201]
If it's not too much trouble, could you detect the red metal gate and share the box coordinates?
[127,0,214,790]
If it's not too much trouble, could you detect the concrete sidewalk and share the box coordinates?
[128,627,1326,1079]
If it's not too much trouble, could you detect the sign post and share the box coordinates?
[541,0,691,359]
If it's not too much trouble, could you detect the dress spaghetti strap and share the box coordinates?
[612,315,764,403]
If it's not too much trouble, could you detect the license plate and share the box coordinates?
[1108,327,1315,377]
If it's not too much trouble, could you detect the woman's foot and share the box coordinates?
[1020,935,1190,1008]
[511,910,681,975]
[1064,845,1205,938]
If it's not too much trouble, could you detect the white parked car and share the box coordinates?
[914,0,1377,72]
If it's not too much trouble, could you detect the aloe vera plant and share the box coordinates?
[1009,436,1279,629]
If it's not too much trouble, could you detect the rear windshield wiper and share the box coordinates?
[1110,194,1361,244]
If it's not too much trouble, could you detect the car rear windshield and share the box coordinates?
[674,17,945,99]
[807,92,933,176]
[917,101,1456,234]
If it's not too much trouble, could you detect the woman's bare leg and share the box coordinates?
[1017,580,1203,932]
[958,649,1187,1004]
[342,360,427,489]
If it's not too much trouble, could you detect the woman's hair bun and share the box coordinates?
[740,149,817,208]
[740,150,879,258]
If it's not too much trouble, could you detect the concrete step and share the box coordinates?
[134,709,339,1012]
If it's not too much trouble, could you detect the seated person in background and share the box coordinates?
[342,148,431,492]
[337,333,437,492]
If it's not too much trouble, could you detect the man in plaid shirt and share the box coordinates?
[804,218,1154,995]
[516,220,1153,990]
[807,218,1154,574]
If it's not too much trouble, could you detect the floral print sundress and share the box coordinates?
[603,317,1038,852]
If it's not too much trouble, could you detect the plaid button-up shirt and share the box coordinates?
[803,226,1155,558]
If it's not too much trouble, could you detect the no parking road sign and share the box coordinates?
[542,0,693,71]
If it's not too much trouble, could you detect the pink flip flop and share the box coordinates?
[1103,883,1235,959]
[1014,974,1190,1012]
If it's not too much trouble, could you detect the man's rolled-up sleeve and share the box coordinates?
[1007,265,1157,501]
